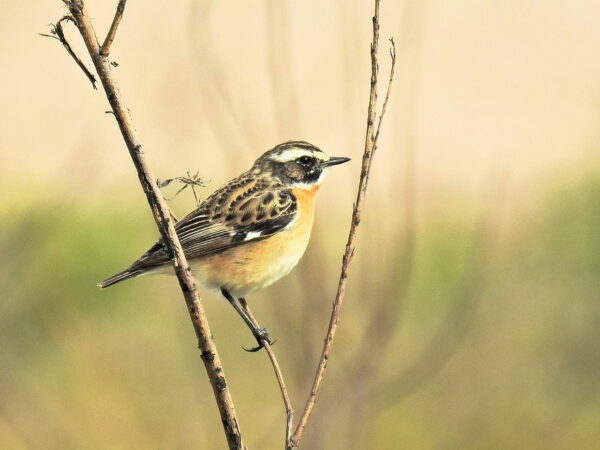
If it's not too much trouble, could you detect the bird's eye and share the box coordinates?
[297,156,315,165]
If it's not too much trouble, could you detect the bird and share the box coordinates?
[99,141,350,350]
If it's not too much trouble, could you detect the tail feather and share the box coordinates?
[98,269,143,288]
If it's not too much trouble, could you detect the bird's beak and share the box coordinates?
[322,156,351,167]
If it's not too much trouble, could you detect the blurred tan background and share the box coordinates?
[1,0,599,448]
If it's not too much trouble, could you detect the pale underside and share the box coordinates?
[137,183,320,297]
[148,211,314,297]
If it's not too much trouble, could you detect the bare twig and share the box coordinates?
[40,16,97,89]
[374,38,396,142]
[100,0,127,56]
[238,298,294,449]
[157,171,206,222]
[55,1,244,448]
[290,0,395,445]
[328,20,417,442]
[158,170,206,206]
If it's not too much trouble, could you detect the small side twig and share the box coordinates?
[100,0,127,56]
[374,38,396,143]
[238,298,294,450]
[290,0,395,446]
[158,170,206,206]
[40,16,97,89]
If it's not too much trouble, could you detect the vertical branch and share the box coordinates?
[56,1,244,448]
[290,0,395,445]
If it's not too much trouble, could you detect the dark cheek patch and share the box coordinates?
[289,169,304,180]
[285,162,304,180]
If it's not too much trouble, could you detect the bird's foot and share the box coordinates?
[243,327,275,352]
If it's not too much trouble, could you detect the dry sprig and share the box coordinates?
[158,170,207,206]
[40,16,97,89]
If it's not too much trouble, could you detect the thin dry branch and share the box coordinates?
[40,16,97,89]
[238,298,294,449]
[290,0,395,445]
[55,1,244,448]
[100,0,127,56]
[374,38,396,142]
[327,30,410,440]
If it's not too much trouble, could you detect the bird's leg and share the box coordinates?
[238,297,278,352]
[220,288,273,352]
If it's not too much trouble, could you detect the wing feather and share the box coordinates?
[129,177,297,270]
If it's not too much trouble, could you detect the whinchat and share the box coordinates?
[99,141,350,350]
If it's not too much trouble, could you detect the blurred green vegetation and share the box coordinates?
[1,172,599,449]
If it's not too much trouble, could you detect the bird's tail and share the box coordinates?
[98,268,143,288]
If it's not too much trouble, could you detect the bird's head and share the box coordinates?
[253,141,350,188]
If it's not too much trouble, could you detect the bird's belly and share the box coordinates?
[190,217,313,297]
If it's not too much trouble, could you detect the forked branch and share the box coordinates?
[290,0,396,446]
[51,1,244,448]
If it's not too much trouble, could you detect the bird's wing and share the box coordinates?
[129,178,297,270]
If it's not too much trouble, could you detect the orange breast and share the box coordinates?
[291,185,320,211]
[191,186,320,297]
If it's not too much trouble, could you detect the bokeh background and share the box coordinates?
[1,0,599,448]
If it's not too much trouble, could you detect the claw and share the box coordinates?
[242,328,275,352]
[242,344,263,353]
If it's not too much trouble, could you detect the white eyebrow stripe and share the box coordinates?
[269,148,327,162]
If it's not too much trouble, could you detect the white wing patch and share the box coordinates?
[244,231,263,241]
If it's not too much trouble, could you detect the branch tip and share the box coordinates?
[42,15,97,90]
[100,0,127,56]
